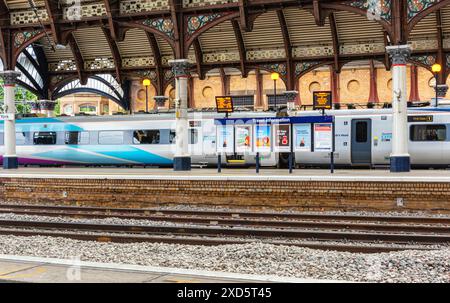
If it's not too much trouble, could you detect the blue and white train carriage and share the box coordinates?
[1,107,450,167]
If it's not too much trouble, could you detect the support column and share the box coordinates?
[255,68,263,108]
[408,65,420,102]
[39,100,57,117]
[368,60,380,103]
[330,67,340,104]
[0,71,21,169]
[386,45,411,173]
[169,59,192,171]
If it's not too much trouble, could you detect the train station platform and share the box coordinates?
[1,167,450,213]
[0,254,337,283]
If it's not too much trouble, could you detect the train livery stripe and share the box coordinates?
[30,146,172,165]
[74,145,173,165]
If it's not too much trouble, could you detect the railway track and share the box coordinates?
[0,204,448,253]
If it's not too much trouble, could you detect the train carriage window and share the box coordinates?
[190,129,198,144]
[169,130,176,144]
[99,131,124,145]
[65,131,90,145]
[16,132,27,145]
[355,122,368,143]
[133,130,160,144]
[33,132,56,145]
[410,125,446,141]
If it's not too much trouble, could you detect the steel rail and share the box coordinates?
[0,204,449,224]
[0,219,448,244]
[0,208,449,234]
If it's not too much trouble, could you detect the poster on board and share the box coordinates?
[314,123,333,152]
[216,124,234,153]
[235,125,252,153]
[273,124,291,152]
[293,124,311,152]
[254,124,271,152]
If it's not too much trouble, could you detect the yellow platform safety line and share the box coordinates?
[227,159,246,164]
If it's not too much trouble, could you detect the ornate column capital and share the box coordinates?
[386,45,411,65]
[38,100,57,111]
[169,59,192,78]
[436,84,449,98]
[284,91,299,103]
[154,96,168,107]
[0,71,22,86]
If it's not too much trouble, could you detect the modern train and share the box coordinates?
[1,107,450,168]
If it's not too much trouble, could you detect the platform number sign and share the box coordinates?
[313,91,332,110]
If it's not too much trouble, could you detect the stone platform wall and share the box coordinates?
[0,177,449,213]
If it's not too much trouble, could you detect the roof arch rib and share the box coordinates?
[52,74,125,108]
[231,19,247,78]
[101,27,122,84]
[276,9,294,90]
[67,33,87,85]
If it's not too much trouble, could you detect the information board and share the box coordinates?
[293,124,311,152]
[313,91,332,110]
[254,124,271,152]
[215,96,234,113]
[216,124,234,153]
[273,124,291,152]
[314,123,333,152]
[235,125,252,153]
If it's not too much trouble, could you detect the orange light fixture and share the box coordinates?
[432,63,442,74]
[271,72,280,81]
[142,78,151,87]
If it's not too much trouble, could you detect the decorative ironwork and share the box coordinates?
[410,54,436,67]
[13,30,42,48]
[260,63,287,76]
[164,69,174,81]
[295,61,322,77]
[142,18,175,39]
[346,0,392,21]
[408,0,438,21]
[186,13,224,36]
[136,70,158,82]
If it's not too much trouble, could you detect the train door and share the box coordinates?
[351,119,372,165]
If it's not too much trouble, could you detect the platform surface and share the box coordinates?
[1,167,450,182]
[0,255,342,283]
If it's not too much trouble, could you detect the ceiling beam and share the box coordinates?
[103,0,122,41]
[193,38,204,79]
[329,12,340,72]
[67,33,87,85]
[313,0,325,27]
[43,0,64,45]
[276,9,294,89]
[238,0,250,31]
[436,9,445,83]
[231,19,247,77]
[169,0,183,58]
[101,27,122,84]
[146,31,164,95]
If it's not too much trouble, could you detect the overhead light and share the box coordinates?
[55,44,67,50]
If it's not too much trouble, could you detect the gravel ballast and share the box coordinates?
[0,235,448,283]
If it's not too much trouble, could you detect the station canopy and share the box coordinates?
[0,0,449,110]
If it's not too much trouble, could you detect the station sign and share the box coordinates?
[408,115,433,122]
[293,124,312,152]
[313,91,332,110]
[314,123,333,152]
[216,96,234,113]
[0,113,15,121]
[273,124,291,152]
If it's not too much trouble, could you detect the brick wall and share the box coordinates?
[1,177,449,213]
